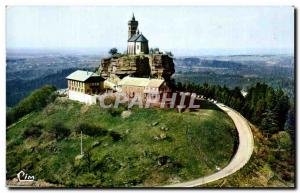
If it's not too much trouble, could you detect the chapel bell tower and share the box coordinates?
[128,13,138,39]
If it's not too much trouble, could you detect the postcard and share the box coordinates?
[6,6,295,188]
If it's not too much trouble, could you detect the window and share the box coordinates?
[137,45,139,50]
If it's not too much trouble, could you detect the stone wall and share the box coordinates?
[68,90,98,105]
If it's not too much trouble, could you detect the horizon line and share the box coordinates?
[6,47,294,56]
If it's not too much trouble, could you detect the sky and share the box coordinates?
[6,6,294,55]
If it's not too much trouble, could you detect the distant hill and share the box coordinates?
[6,68,94,107]
[177,58,243,69]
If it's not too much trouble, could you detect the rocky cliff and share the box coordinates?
[98,54,175,80]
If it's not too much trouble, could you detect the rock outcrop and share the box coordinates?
[98,54,175,80]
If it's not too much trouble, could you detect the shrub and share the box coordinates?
[74,173,101,187]
[104,96,116,106]
[108,48,118,56]
[49,121,70,140]
[109,131,122,142]
[75,123,107,137]
[108,108,123,117]
[23,123,43,138]
[7,85,57,126]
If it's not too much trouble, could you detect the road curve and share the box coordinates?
[163,103,254,187]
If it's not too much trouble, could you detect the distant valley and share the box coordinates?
[6,51,294,107]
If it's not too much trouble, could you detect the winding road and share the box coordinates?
[163,103,254,187]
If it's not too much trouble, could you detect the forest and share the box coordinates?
[176,82,294,145]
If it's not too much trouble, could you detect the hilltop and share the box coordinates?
[6,88,237,187]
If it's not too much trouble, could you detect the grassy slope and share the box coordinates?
[201,124,295,188]
[7,97,237,187]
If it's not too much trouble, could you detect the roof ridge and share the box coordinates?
[128,33,148,42]
[66,70,101,82]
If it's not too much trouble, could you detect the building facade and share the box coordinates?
[118,76,170,99]
[66,70,105,95]
[66,70,105,104]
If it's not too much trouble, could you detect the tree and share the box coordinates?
[109,48,118,56]
[272,131,292,151]
[260,109,279,135]
[23,123,43,138]
[84,148,93,172]
[6,85,57,126]
[165,51,174,57]
[109,131,122,142]
[274,91,290,130]
[153,48,160,54]
[177,81,291,138]
[149,48,154,54]
[50,121,70,140]
[285,103,295,148]
[75,123,107,137]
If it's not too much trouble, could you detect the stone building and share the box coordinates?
[127,14,149,55]
[118,76,171,98]
[66,70,105,104]
[66,14,175,105]
[66,70,104,95]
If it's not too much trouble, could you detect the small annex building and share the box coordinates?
[118,76,170,98]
